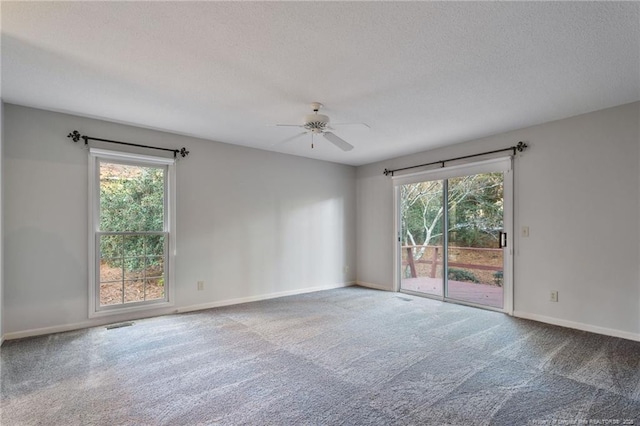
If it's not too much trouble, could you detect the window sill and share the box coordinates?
[89,300,174,319]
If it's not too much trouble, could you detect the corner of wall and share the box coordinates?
[356,281,393,291]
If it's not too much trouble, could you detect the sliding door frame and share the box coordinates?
[393,157,514,314]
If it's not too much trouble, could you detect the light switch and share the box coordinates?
[521,226,529,237]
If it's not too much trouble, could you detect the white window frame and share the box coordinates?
[88,148,176,318]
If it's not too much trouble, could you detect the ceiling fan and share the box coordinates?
[275,102,368,151]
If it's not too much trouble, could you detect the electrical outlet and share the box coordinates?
[550,291,558,302]
[522,226,530,237]
[343,265,349,274]
[197,281,204,291]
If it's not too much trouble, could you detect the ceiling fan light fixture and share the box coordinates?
[303,113,330,132]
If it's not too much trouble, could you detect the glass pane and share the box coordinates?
[99,259,123,283]
[99,162,165,232]
[399,180,444,297]
[447,173,504,308]
[145,278,165,301]
[100,282,123,306]
[124,280,145,303]
[123,258,146,281]
[144,235,165,256]
[99,246,165,307]
[123,235,145,258]
[146,256,164,278]
[100,234,123,258]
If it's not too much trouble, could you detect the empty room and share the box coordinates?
[1,2,639,425]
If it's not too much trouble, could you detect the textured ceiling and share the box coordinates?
[2,2,639,166]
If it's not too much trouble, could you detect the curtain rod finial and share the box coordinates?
[516,141,528,152]
[67,130,82,143]
[179,147,190,158]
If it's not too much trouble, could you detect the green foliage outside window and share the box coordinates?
[99,163,165,272]
[401,173,503,250]
[447,268,480,283]
[401,173,504,284]
[493,270,504,286]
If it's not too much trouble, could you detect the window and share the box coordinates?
[89,149,175,316]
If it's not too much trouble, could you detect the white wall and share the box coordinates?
[5,102,639,341]
[3,104,356,336]
[357,102,640,340]
[0,101,4,343]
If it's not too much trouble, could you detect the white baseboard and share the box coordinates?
[513,311,640,342]
[173,281,355,314]
[356,281,393,291]
[3,281,355,341]
[3,312,174,341]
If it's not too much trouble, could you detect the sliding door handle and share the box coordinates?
[499,231,507,248]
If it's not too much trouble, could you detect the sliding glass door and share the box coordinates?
[446,173,504,308]
[397,159,511,311]
[399,180,444,297]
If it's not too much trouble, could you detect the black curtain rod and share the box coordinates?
[67,130,190,158]
[383,141,527,176]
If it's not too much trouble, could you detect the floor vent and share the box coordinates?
[106,322,134,330]
[396,296,413,302]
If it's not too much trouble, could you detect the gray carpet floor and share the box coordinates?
[2,286,640,425]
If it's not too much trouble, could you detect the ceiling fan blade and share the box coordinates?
[272,131,307,147]
[331,122,371,129]
[323,132,354,151]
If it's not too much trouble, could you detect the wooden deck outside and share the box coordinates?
[401,276,503,309]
